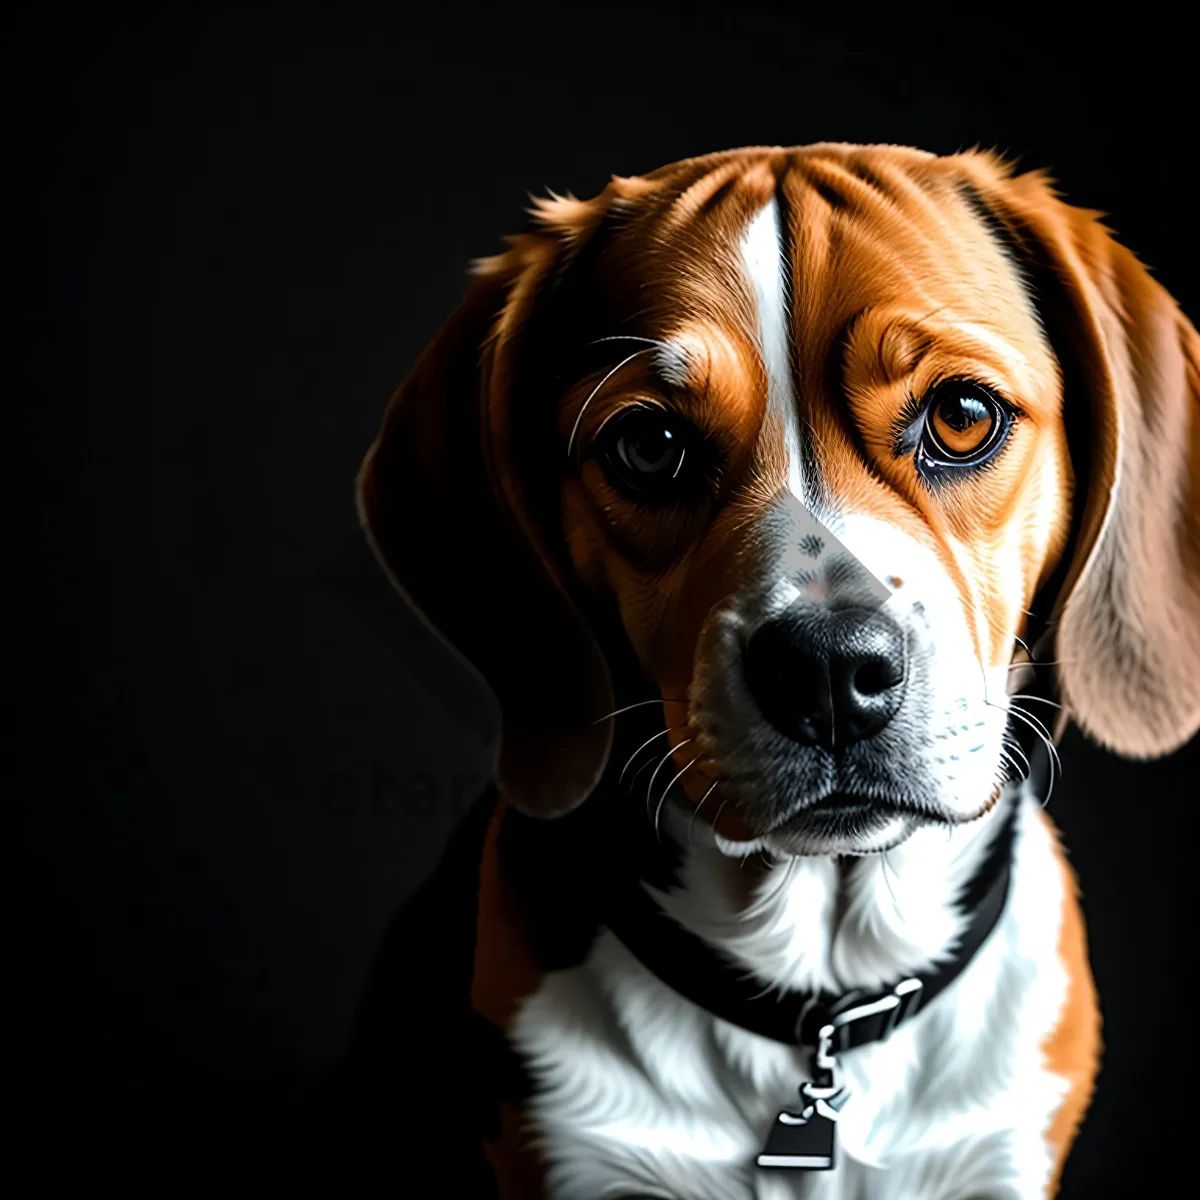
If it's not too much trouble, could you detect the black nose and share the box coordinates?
[743,607,907,747]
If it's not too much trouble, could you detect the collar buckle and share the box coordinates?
[807,976,924,1063]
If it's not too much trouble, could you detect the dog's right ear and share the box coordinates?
[952,152,1200,759]
[356,230,615,819]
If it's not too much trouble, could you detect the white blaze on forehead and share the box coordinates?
[740,197,808,506]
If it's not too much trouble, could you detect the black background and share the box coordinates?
[11,2,1199,1194]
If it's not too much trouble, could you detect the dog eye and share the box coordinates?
[595,406,702,502]
[918,380,1012,472]
[930,387,994,454]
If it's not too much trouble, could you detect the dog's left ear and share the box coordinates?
[356,199,622,819]
[956,154,1200,759]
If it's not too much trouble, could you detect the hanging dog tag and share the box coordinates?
[756,1082,849,1170]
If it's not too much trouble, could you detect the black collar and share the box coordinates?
[600,790,1019,1056]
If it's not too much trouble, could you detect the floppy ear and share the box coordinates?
[356,236,614,817]
[958,155,1200,758]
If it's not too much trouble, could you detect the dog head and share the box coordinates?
[359,145,1200,856]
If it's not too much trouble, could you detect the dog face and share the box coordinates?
[360,145,1200,848]
[544,154,1071,855]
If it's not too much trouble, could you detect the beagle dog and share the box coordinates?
[356,145,1200,1199]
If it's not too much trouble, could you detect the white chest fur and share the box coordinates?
[508,785,1071,1199]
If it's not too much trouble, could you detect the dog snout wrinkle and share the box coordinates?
[743,606,907,749]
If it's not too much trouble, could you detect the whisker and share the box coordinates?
[996,758,1022,787]
[655,755,701,840]
[687,780,721,846]
[619,725,684,788]
[1009,702,1060,754]
[1000,735,1030,776]
[986,697,1057,750]
[590,335,673,351]
[991,700,1062,806]
[591,698,684,725]
[1021,707,1064,794]
[998,745,1029,789]
[1005,694,1063,710]
[646,739,691,820]
[567,348,653,457]
[711,796,730,836]
[626,755,660,793]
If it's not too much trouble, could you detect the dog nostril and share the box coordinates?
[743,608,908,748]
[854,659,899,697]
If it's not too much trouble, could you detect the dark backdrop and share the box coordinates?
[11,2,1198,1194]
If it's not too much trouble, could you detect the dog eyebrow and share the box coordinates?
[948,321,1029,368]
[651,340,692,387]
[569,336,696,396]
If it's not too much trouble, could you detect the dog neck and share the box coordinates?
[648,787,1019,998]
[499,730,1025,1000]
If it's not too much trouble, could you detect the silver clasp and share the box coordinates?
[806,977,924,1089]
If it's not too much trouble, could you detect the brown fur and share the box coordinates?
[358,144,1200,1192]
[548,146,1076,799]
[472,799,546,1197]
[1037,809,1103,1197]
[953,156,1200,758]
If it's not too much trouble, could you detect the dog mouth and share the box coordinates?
[762,790,939,846]
[806,792,880,817]
[675,736,952,851]
[786,790,934,820]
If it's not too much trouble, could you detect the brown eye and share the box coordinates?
[595,406,710,504]
[921,380,1010,466]
[931,390,993,453]
[617,418,682,477]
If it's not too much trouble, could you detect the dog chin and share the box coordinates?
[765,813,918,858]
[714,806,921,859]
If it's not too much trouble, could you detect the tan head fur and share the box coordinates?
[359,145,1200,833]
